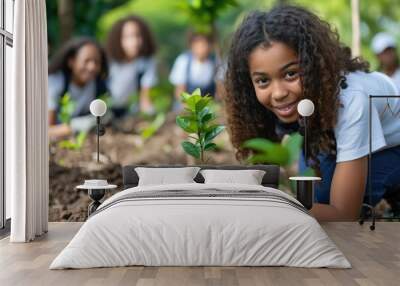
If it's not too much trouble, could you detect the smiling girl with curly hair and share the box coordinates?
[225,5,400,221]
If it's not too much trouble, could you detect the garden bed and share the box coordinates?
[49,112,237,221]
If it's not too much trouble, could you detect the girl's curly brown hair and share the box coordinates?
[225,5,369,169]
[49,37,108,80]
[106,15,156,62]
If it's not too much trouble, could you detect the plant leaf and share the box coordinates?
[181,141,200,159]
[195,96,212,112]
[141,113,166,140]
[204,125,225,143]
[58,93,76,124]
[192,88,202,96]
[180,92,191,102]
[282,133,303,165]
[246,146,290,165]
[198,106,211,119]
[75,131,87,149]
[243,136,302,166]
[176,116,197,133]
[204,142,217,151]
[242,138,277,153]
[201,113,213,123]
[58,139,77,150]
[185,94,201,111]
[300,167,316,177]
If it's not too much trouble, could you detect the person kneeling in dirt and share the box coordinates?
[48,37,110,140]
[169,30,223,111]
[106,15,158,117]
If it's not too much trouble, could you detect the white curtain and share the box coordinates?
[7,0,49,242]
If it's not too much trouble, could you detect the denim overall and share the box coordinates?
[276,119,400,207]
[298,145,400,206]
[185,52,216,97]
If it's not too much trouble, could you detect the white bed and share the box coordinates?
[50,183,351,269]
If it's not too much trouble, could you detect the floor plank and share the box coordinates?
[0,222,399,286]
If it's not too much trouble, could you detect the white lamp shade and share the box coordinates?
[297,99,314,117]
[90,99,107,117]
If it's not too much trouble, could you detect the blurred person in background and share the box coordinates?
[106,15,158,117]
[48,37,109,139]
[371,32,400,91]
[169,31,220,111]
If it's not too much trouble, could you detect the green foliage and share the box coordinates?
[244,133,303,167]
[243,138,290,166]
[140,113,166,140]
[47,0,129,52]
[98,0,188,66]
[46,0,60,53]
[244,132,315,195]
[58,93,76,124]
[282,133,303,166]
[57,93,88,151]
[97,0,268,69]
[292,0,400,69]
[176,88,225,162]
[176,0,239,34]
[149,79,174,114]
[58,131,88,151]
[49,0,400,70]
[74,0,129,35]
[299,166,316,177]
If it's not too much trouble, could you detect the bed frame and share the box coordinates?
[122,165,280,189]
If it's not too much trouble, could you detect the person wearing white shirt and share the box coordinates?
[106,15,158,116]
[169,32,218,110]
[371,32,400,92]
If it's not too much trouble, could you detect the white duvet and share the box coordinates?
[50,183,351,269]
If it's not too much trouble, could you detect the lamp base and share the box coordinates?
[88,189,105,216]
[289,177,321,210]
[296,180,314,210]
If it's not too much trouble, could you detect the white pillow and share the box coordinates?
[135,167,201,186]
[200,169,266,185]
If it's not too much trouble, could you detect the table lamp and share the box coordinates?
[289,99,320,210]
[90,99,107,163]
[297,99,314,164]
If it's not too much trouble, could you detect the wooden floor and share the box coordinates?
[0,222,399,286]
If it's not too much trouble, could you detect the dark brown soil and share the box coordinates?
[49,112,238,221]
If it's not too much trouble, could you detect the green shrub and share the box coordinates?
[176,88,225,163]
[243,133,303,167]
[58,131,88,151]
[243,133,315,194]
[58,93,76,124]
[57,93,88,151]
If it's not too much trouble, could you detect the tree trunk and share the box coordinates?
[351,0,361,57]
[58,0,74,45]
